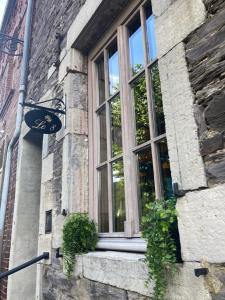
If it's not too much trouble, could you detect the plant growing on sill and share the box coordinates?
[142,198,179,300]
[62,213,98,278]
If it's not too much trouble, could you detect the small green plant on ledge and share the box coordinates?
[62,213,98,278]
[142,198,179,300]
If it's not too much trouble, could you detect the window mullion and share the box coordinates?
[118,25,139,235]
[140,6,162,199]
[104,49,113,233]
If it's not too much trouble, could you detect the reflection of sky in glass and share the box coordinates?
[109,50,119,96]
[146,15,157,61]
[129,26,145,75]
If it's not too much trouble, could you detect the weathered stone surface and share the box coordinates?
[177,185,225,263]
[151,0,176,16]
[205,151,225,186]
[186,1,225,185]
[200,131,223,156]
[41,153,54,183]
[155,0,206,58]
[158,43,207,190]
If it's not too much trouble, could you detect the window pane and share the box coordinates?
[151,64,165,135]
[158,140,173,199]
[132,76,150,145]
[97,55,105,105]
[108,42,120,96]
[128,15,145,75]
[136,147,155,221]
[146,5,157,62]
[110,95,122,157]
[98,107,107,163]
[98,166,109,232]
[112,159,125,232]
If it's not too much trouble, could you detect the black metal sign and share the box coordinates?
[24,109,62,134]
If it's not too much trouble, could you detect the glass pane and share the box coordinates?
[98,107,107,163]
[110,95,122,157]
[128,15,145,75]
[146,5,157,62]
[136,147,155,221]
[97,55,105,105]
[158,140,173,199]
[132,76,150,145]
[112,159,125,232]
[98,166,109,232]
[108,42,120,96]
[151,64,165,135]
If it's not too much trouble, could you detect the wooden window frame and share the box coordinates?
[88,0,168,239]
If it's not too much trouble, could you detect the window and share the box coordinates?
[89,0,172,238]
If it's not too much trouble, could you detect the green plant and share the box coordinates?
[142,198,178,300]
[62,213,98,278]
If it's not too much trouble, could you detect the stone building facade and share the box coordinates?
[1,0,225,299]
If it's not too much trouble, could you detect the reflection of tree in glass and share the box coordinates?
[112,159,125,232]
[111,95,123,157]
[152,64,165,135]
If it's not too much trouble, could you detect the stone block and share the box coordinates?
[151,0,176,16]
[66,108,88,135]
[66,0,103,50]
[52,212,65,249]
[158,43,207,190]
[38,234,52,265]
[41,153,54,183]
[177,185,225,263]
[82,251,154,297]
[166,262,211,300]
[61,134,89,213]
[155,0,206,58]
[59,48,87,83]
[47,64,56,80]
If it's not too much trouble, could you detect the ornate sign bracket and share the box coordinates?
[0,32,24,56]
[23,98,66,134]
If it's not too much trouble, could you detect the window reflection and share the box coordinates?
[98,107,107,163]
[108,42,120,96]
[112,159,125,232]
[132,76,150,145]
[158,140,173,199]
[151,64,165,135]
[128,15,145,75]
[136,148,155,222]
[110,95,123,157]
[98,166,109,232]
[146,8,157,62]
[97,55,105,105]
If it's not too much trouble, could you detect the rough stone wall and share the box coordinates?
[28,0,86,102]
[0,145,18,300]
[186,0,225,186]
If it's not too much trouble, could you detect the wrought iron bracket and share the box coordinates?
[23,98,66,115]
[56,248,63,258]
[0,32,23,56]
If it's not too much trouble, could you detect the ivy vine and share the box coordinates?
[62,213,98,278]
[142,198,179,300]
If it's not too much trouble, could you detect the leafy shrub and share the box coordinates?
[62,213,98,278]
[142,198,178,300]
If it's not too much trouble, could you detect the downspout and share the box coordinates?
[0,0,34,263]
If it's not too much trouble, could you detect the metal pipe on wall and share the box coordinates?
[0,0,34,265]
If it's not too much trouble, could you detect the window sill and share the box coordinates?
[96,237,147,252]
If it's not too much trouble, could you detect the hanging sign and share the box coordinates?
[24,109,62,134]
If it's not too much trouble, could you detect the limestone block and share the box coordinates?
[38,234,52,265]
[66,108,88,135]
[41,153,54,183]
[52,212,65,249]
[177,185,225,263]
[158,43,207,190]
[152,0,176,16]
[58,48,87,83]
[62,134,89,213]
[166,262,211,300]
[40,180,54,211]
[155,0,206,58]
[47,64,56,80]
[82,252,154,297]
[66,0,103,50]
[63,72,88,110]
[42,135,49,159]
